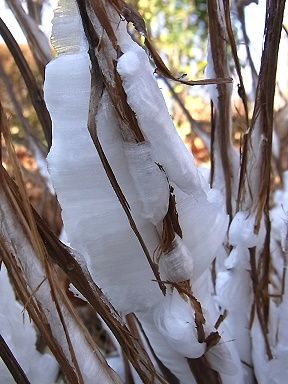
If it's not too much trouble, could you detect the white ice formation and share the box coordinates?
[216,211,266,382]
[249,171,288,384]
[44,1,243,382]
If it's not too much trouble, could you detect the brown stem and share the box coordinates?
[207,0,236,218]
[223,0,249,128]
[187,357,222,384]
[238,0,286,221]
[0,18,51,148]
[110,0,233,87]
[0,334,30,384]
[5,0,51,77]
[249,247,273,359]
[27,0,43,25]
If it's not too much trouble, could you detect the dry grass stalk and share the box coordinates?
[207,0,238,218]
[0,334,30,384]
[0,18,52,147]
[0,201,83,383]
[5,0,52,76]
[223,0,249,128]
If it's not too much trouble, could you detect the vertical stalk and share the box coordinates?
[207,0,237,219]
[237,0,286,359]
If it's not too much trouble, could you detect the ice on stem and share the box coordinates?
[0,265,58,384]
[0,189,122,384]
[45,52,163,314]
[117,47,204,197]
[44,1,241,382]
[216,211,265,381]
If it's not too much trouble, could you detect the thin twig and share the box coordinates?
[223,0,249,128]
[237,5,258,95]
[0,334,30,384]
[0,18,51,148]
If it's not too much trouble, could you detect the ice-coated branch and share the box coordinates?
[232,1,285,381]
[0,105,122,383]
[237,1,285,357]
[44,1,243,382]
[1,163,168,384]
[0,187,122,384]
[238,0,285,221]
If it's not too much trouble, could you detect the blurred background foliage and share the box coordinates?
[131,0,208,75]
[0,44,44,144]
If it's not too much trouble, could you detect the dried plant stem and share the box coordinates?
[207,0,237,218]
[187,358,221,384]
[27,0,43,25]
[0,334,30,384]
[249,246,273,359]
[0,18,52,147]
[80,0,145,142]
[223,0,249,128]
[5,0,52,76]
[236,4,259,95]
[0,238,81,383]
